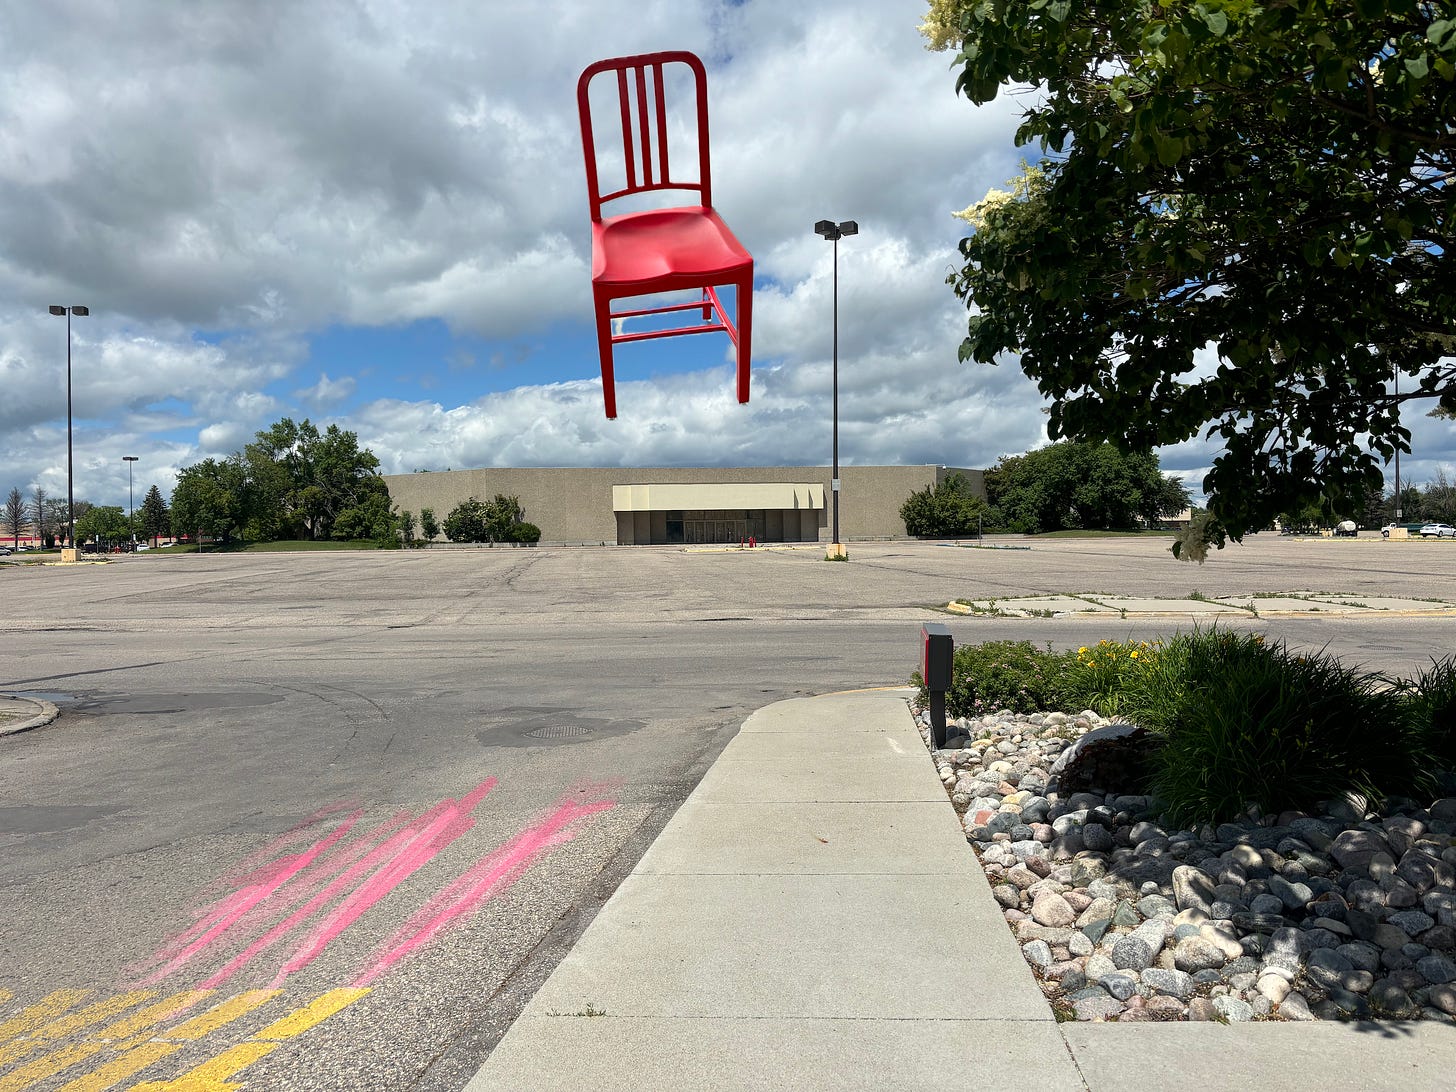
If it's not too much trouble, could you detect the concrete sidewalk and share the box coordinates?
[466,690,1456,1091]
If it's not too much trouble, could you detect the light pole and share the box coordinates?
[814,219,856,559]
[1393,365,1402,525]
[48,304,89,556]
[123,456,139,546]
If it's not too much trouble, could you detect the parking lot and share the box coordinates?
[1,535,1453,1090]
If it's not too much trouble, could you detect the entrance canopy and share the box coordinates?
[612,482,824,512]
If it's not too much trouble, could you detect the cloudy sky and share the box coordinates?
[2,0,1451,514]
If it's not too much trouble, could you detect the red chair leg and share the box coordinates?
[595,289,618,419]
[735,274,752,405]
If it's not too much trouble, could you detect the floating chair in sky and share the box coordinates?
[576,50,753,419]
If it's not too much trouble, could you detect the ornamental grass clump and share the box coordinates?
[1062,638,1159,717]
[1118,629,1436,828]
[934,640,1077,717]
[1404,655,1456,775]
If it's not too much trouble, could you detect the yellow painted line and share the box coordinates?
[54,991,273,1092]
[0,988,11,1006]
[54,1043,185,1092]
[101,990,211,1043]
[252,987,369,1040]
[164,990,281,1041]
[129,1041,279,1092]
[127,988,370,1092]
[0,1037,134,1092]
[0,989,91,1045]
[0,990,202,1092]
[0,989,155,1066]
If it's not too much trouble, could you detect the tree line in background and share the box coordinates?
[5,423,555,551]
[1278,469,1456,535]
[169,418,399,546]
[2,482,173,550]
[900,442,1190,536]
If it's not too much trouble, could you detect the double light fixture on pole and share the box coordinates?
[813,219,856,560]
[48,304,89,556]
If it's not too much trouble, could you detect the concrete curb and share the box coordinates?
[0,694,60,736]
[946,599,1456,619]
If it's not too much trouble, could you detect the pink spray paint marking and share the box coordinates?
[266,777,499,987]
[133,809,363,986]
[195,808,421,990]
[201,800,361,898]
[351,792,616,987]
[147,807,382,968]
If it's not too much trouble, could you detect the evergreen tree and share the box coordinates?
[139,484,170,545]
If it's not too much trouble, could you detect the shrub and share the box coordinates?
[512,521,541,545]
[900,473,988,537]
[1120,630,1435,827]
[1404,655,1456,774]
[918,640,1077,717]
[1062,639,1159,717]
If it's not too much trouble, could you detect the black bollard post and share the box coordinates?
[921,622,954,749]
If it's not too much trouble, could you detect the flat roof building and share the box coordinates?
[383,465,984,546]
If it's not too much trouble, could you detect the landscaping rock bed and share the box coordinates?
[919,707,1456,1023]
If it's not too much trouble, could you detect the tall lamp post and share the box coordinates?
[123,456,139,546]
[48,304,89,558]
[814,219,856,559]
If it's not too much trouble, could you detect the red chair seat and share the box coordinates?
[593,207,751,289]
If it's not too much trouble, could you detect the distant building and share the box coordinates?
[383,465,985,546]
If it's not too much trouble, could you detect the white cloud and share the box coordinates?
[295,372,357,410]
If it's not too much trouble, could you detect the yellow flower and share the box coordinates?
[1130,650,1139,659]
[1078,647,1088,655]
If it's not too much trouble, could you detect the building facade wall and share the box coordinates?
[382,465,986,545]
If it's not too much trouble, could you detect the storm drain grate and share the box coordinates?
[525,724,594,740]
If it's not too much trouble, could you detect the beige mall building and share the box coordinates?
[382,465,985,546]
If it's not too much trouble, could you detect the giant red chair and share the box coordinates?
[577,51,753,419]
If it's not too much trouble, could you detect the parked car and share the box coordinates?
[0,545,12,555]
[1382,523,1427,538]
[1420,522,1456,538]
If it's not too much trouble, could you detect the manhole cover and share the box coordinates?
[525,724,594,740]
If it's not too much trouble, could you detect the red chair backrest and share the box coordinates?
[577,51,713,222]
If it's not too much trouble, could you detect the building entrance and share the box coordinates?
[685,517,748,544]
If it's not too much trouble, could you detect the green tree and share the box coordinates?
[1422,468,1456,524]
[5,487,23,549]
[74,505,128,550]
[139,485,170,545]
[419,507,440,543]
[985,442,1188,533]
[331,493,399,545]
[242,417,387,540]
[171,458,246,544]
[442,495,537,544]
[900,473,988,536]
[443,497,489,543]
[928,1,1455,556]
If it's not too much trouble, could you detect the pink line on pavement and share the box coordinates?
[150,808,383,968]
[350,794,615,987]
[195,808,419,990]
[133,809,363,986]
[266,777,498,987]
[205,800,360,896]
